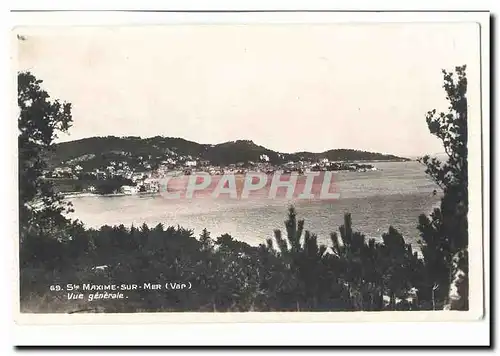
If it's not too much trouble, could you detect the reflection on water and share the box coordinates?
[68,162,441,247]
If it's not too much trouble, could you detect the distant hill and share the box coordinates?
[47,136,409,170]
[295,148,406,162]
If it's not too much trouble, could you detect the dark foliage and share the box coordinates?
[21,207,430,313]
[417,66,469,310]
[49,178,135,194]
[18,71,74,242]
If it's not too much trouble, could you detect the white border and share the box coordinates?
[4,9,491,347]
[7,10,495,26]
[7,0,499,11]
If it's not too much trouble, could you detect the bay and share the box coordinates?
[67,161,441,248]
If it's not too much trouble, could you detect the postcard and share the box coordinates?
[12,11,489,330]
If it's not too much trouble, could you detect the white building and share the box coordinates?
[121,185,138,195]
[162,158,176,165]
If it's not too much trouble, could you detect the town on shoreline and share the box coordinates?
[48,157,388,196]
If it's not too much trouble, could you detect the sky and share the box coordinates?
[16,23,480,157]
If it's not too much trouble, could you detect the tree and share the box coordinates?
[18,71,73,241]
[199,228,214,252]
[330,214,423,311]
[418,65,469,310]
[18,71,76,307]
[331,213,383,310]
[268,206,332,310]
[379,227,423,310]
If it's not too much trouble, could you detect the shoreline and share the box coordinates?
[62,192,161,199]
[60,167,381,198]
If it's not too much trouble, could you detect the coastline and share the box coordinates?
[60,165,386,199]
[62,192,160,199]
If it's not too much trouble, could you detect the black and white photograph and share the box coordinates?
[13,12,487,327]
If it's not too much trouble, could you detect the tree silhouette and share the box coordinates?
[330,213,423,310]
[418,65,469,310]
[330,213,382,310]
[268,206,331,310]
[379,227,423,310]
[18,71,74,241]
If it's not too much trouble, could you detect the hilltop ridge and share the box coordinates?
[47,135,410,171]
